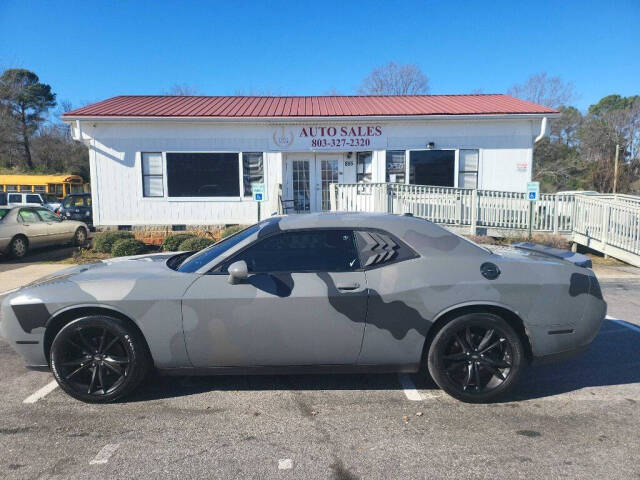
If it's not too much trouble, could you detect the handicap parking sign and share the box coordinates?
[526,181,539,202]
[251,182,265,202]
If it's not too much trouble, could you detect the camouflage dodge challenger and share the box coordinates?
[0,213,606,403]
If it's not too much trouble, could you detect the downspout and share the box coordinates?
[534,117,548,143]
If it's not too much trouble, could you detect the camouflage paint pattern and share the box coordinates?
[0,213,606,372]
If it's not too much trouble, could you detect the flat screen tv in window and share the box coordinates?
[409,150,455,187]
[167,153,240,197]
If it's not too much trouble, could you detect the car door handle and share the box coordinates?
[336,282,361,291]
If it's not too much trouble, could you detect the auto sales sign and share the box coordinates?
[270,125,387,151]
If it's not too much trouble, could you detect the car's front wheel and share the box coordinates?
[427,313,524,403]
[50,315,151,403]
[9,235,28,258]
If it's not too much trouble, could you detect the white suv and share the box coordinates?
[6,192,57,211]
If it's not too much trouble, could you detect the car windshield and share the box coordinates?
[177,224,261,273]
[63,196,85,208]
[0,208,9,220]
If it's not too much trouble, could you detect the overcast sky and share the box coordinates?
[1,0,638,111]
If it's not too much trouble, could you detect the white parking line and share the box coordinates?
[23,380,58,404]
[90,444,120,465]
[398,373,424,401]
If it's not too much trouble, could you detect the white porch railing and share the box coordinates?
[330,183,640,267]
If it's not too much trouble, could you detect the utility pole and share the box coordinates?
[613,144,621,194]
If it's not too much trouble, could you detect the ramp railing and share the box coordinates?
[330,183,640,266]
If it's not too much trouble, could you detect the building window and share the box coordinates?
[142,152,164,197]
[356,151,372,183]
[386,150,406,183]
[409,150,455,187]
[242,152,264,197]
[167,152,239,197]
[458,149,479,189]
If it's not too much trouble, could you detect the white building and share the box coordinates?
[62,94,557,228]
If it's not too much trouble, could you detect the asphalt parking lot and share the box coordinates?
[0,264,639,479]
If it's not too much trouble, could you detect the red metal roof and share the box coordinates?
[63,94,556,118]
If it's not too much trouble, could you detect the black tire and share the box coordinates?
[9,235,28,258]
[50,315,151,403]
[73,227,87,247]
[427,313,524,403]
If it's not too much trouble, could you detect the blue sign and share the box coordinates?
[251,182,265,202]
[526,181,540,202]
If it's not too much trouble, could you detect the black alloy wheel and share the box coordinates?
[428,313,524,403]
[50,316,150,403]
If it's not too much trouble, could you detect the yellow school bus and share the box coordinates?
[0,174,86,201]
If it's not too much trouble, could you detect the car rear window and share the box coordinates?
[355,230,418,268]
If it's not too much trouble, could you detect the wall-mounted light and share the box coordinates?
[426,142,435,149]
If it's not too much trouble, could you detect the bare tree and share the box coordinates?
[165,84,200,96]
[358,62,429,95]
[233,88,281,96]
[323,87,342,95]
[507,73,576,108]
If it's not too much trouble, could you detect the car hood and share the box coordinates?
[24,252,182,288]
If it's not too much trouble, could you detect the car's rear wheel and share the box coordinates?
[9,235,28,258]
[50,316,151,403]
[73,227,87,247]
[427,313,524,403]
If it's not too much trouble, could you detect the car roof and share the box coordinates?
[271,212,432,231]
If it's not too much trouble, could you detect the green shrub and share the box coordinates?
[220,225,244,239]
[111,238,147,257]
[179,236,215,251]
[162,233,196,251]
[93,231,134,253]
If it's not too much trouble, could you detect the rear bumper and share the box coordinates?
[531,343,591,365]
[528,293,607,363]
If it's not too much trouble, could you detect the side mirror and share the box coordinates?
[227,260,248,285]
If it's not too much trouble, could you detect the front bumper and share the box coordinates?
[0,295,48,367]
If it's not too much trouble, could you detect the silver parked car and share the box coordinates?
[0,213,606,403]
[0,207,89,258]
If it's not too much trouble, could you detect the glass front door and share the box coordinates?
[317,155,340,211]
[292,159,312,213]
[285,154,342,213]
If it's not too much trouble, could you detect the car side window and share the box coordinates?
[224,230,361,273]
[26,194,42,204]
[18,209,41,223]
[355,230,418,268]
[9,194,21,203]
[36,208,59,222]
